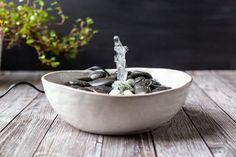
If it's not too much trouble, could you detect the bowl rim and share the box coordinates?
[41,67,192,98]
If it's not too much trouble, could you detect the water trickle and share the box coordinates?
[113,35,128,82]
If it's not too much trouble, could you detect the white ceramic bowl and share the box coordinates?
[42,68,192,135]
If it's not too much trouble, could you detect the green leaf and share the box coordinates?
[42,36,48,41]
[47,7,52,11]
[8,2,14,7]
[21,34,26,38]
[50,16,56,20]
[26,39,34,44]
[86,17,94,25]
[50,30,56,37]
[69,37,75,41]
[39,1,44,7]
[75,18,81,23]
[50,57,56,61]
[3,27,9,32]
[17,6,22,11]
[93,30,99,34]
[50,1,58,6]
[39,55,46,60]
[51,62,60,67]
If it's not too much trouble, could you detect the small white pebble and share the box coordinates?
[109,89,121,96]
[123,90,134,96]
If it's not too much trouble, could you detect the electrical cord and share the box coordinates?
[0,82,45,98]
[0,66,111,98]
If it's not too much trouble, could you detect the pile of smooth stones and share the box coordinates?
[64,67,171,96]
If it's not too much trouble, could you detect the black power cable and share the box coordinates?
[0,82,45,98]
[0,66,111,98]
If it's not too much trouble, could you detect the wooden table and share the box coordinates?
[0,71,236,157]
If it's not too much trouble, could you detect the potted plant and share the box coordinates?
[0,0,97,69]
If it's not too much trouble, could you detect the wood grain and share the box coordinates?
[102,133,156,157]
[34,117,103,157]
[0,72,43,132]
[184,83,236,156]
[0,94,57,157]
[152,109,212,157]
[213,71,236,88]
[190,71,236,121]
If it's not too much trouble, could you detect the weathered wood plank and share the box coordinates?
[34,117,103,157]
[213,71,236,89]
[152,109,212,157]
[184,83,236,156]
[190,71,236,121]
[0,72,44,132]
[0,71,45,90]
[0,94,57,157]
[101,133,156,157]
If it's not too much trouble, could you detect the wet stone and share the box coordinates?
[109,73,117,79]
[89,71,107,80]
[151,80,161,86]
[152,86,171,92]
[134,85,151,94]
[133,78,153,94]
[150,80,162,90]
[77,76,92,81]
[89,78,115,87]
[67,80,90,87]
[141,79,152,87]
[85,85,112,93]
[130,71,152,79]
[134,76,145,84]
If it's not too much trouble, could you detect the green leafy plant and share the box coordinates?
[0,0,97,67]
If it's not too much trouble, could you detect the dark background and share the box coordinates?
[2,0,236,70]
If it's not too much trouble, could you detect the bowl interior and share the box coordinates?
[43,68,192,91]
